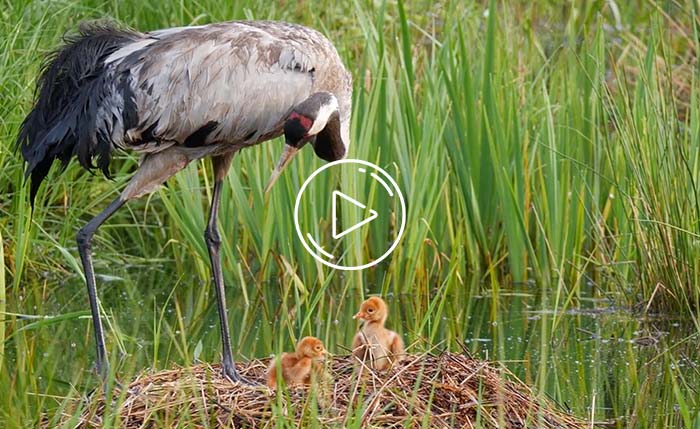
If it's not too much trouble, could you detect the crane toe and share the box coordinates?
[222,363,256,386]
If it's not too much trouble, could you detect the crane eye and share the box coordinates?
[315,345,322,351]
[367,308,374,313]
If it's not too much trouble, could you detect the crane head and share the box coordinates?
[265,92,346,194]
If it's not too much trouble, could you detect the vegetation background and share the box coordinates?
[1,0,699,427]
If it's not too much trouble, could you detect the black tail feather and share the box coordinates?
[16,21,140,206]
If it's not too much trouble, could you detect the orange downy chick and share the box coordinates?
[351,296,405,370]
[266,336,326,388]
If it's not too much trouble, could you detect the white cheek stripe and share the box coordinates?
[307,97,339,136]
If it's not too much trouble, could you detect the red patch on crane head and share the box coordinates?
[289,111,313,132]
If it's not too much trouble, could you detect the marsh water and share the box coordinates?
[11,266,699,428]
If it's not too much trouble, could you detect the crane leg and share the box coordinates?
[205,178,249,383]
[78,149,188,383]
[76,197,126,380]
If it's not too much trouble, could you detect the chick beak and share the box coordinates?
[353,311,366,320]
[264,144,300,194]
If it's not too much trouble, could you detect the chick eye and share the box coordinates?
[315,346,322,351]
[367,308,374,313]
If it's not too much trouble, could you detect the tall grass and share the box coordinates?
[0,229,5,372]
[1,0,699,427]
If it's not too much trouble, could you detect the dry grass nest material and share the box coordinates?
[68,352,586,428]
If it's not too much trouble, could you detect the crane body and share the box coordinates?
[17,20,352,383]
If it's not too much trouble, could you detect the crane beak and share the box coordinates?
[265,144,300,194]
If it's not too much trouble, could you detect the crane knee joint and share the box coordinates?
[204,228,221,246]
[76,228,93,248]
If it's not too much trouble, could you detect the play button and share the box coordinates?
[332,191,378,239]
[293,159,406,270]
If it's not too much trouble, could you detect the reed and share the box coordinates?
[1,0,699,427]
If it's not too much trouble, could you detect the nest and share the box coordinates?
[65,353,586,428]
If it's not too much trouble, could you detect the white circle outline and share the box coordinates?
[293,159,406,271]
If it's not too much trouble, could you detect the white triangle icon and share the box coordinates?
[332,191,378,239]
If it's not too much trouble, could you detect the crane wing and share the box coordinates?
[112,22,324,149]
[388,331,405,361]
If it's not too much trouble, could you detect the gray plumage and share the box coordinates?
[18,20,352,202]
[16,20,353,384]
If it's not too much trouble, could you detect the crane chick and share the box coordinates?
[352,297,405,370]
[266,336,327,388]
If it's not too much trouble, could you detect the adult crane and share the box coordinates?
[16,20,352,383]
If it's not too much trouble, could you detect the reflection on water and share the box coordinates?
[10,272,699,427]
[414,289,700,426]
[219,281,697,425]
